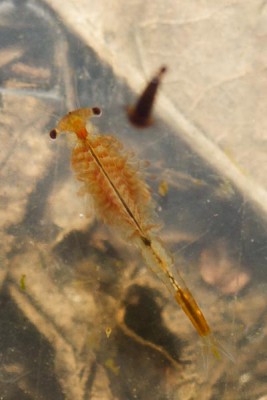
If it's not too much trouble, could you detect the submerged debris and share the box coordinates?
[127,66,167,128]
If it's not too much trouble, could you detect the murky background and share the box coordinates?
[1,1,267,399]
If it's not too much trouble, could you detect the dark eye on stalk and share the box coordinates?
[92,107,102,116]
[49,129,57,139]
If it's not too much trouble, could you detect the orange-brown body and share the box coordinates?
[72,133,151,237]
[50,107,228,360]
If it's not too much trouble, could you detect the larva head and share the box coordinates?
[49,107,101,140]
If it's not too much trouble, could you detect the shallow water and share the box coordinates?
[1,2,267,399]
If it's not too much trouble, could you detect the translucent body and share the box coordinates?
[50,107,223,358]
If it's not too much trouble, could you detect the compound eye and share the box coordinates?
[49,129,57,139]
[92,107,102,116]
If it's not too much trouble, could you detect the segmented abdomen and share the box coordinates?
[72,134,152,237]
